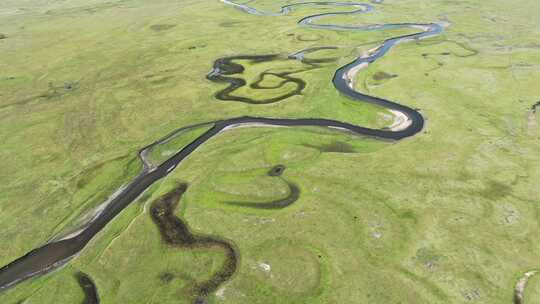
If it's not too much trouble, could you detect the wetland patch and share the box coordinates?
[225,165,300,209]
[150,184,237,303]
[75,272,99,304]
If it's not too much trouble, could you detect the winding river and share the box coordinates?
[0,0,444,299]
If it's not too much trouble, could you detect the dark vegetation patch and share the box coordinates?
[418,39,478,58]
[159,272,175,284]
[291,46,339,64]
[304,141,356,153]
[473,180,513,200]
[399,210,418,224]
[226,182,300,209]
[0,33,7,40]
[150,24,177,32]
[225,165,300,209]
[75,272,99,304]
[268,164,286,177]
[150,184,237,303]
[372,71,397,81]
[531,101,540,113]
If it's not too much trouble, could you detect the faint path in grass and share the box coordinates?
[94,201,146,263]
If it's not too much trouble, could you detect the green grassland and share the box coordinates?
[1,0,540,303]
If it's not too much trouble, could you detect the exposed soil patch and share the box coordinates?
[514,270,538,304]
[150,184,237,304]
[75,272,99,304]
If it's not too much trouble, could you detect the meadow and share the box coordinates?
[1,0,540,303]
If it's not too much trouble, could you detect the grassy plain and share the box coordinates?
[1,0,540,303]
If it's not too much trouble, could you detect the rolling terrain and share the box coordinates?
[1,0,540,303]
